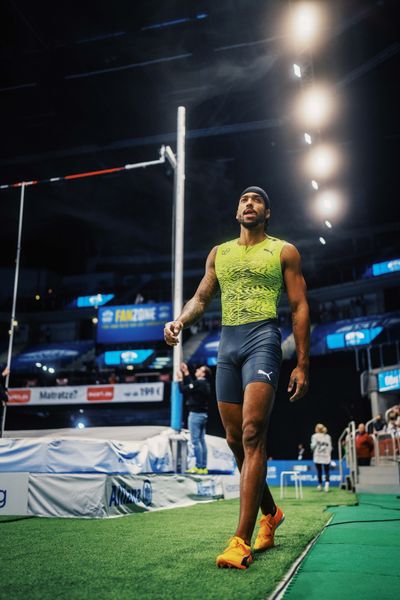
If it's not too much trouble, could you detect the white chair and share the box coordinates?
[280,470,303,499]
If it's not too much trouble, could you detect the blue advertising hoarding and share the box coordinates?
[76,293,114,307]
[97,303,172,343]
[372,258,400,277]
[378,368,400,393]
[104,349,154,366]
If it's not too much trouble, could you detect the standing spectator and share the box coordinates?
[372,413,385,432]
[178,362,212,474]
[0,366,10,438]
[311,423,332,492]
[355,423,374,466]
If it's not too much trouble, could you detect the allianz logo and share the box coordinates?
[109,480,152,508]
[0,489,7,509]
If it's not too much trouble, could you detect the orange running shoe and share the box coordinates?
[216,536,253,570]
[253,506,285,552]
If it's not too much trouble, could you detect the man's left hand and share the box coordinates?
[288,366,309,402]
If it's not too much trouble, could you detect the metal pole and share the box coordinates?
[170,106,186,431]
[1,183,25,437]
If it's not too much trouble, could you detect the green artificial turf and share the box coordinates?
[0,487,356,600]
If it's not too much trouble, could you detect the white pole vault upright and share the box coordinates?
[1,184,25,437]
[0,107,186,437]
[170,106,186,431]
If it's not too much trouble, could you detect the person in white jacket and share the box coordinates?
[310,423,332,491]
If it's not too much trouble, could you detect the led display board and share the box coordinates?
[326,327,383,349]
[104,349,154,366]
[97,303,172,343]
[76,294,114,307]
[378,368,400,393]
[372,259,400,277]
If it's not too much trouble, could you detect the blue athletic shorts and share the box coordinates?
[216,319,282,404]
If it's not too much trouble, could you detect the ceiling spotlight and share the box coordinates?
[325,220,332,229]
[293,63,302,77]
[306,145,340,179]
[304,133,312,144]
[42,365,48,371]
[319,236,327,245]
[35,362,42,368]
[127,365,134,371]
[48,367,55,374]
[315,189,343,219]
[296,85,335,128]
[311,180,319,190]
[76,422,85,429]
[35,294,40,301]
[92,317,98,324]
[289,3,324,47]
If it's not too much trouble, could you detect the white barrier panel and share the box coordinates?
[220,474,240,499]
[0,473,29,515]
[106,474,224,517]
[26,473,226,518]
[7,382,164,405]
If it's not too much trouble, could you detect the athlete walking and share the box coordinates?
[164,186,310,569]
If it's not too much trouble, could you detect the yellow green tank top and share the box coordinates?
[215,236,286,326]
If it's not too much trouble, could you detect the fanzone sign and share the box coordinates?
[97,303,172,343]
[7,383,164,405]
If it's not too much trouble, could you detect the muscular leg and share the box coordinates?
[218,381,275,545]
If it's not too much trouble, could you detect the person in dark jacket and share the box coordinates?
[178,362,212,474]
[0,366,10,438]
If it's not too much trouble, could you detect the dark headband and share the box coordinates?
[240,186,270,209]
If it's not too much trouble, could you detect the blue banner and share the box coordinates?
[76,293,114,308]
[372,258,400,277]
[266,460,347,486]
[378,368,400,392]
[97,303,172,343]
[103,349,154,366]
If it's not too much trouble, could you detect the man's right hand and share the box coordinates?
[164,320,184,346]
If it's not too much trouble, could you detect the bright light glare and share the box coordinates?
[315,189,343,218]
[304,133,312,144]
[296,85,334,128]
[319,236,326,245]
[306,145,340,179]
[127,365,134,371]
[42,365,48,371]
[35,362,42,368]
[325,220,332,229]
[77,422,85,429]
[293,63,302,77]
[289,3,323,46]
[48,367,55,374]
[92,317,98,324]
[311,180,319,190]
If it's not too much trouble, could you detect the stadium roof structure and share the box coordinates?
[1,0,399,280]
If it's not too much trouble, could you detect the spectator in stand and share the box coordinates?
[310,424,332,492]
[355,423,374,466]
[297,443,305,460]
[386,412,399,437]
[178,362,212,474]
[372,413,386,432]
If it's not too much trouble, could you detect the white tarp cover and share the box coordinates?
[27,473,226,518]
[0,429,234,475]
[0,431,174,474]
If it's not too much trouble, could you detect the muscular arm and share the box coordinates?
[281,243,310,400]
[164,246,219,346]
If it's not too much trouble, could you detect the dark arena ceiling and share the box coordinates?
[1,0,399,283]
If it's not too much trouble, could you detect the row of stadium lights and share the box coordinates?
[289,3,341,245]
